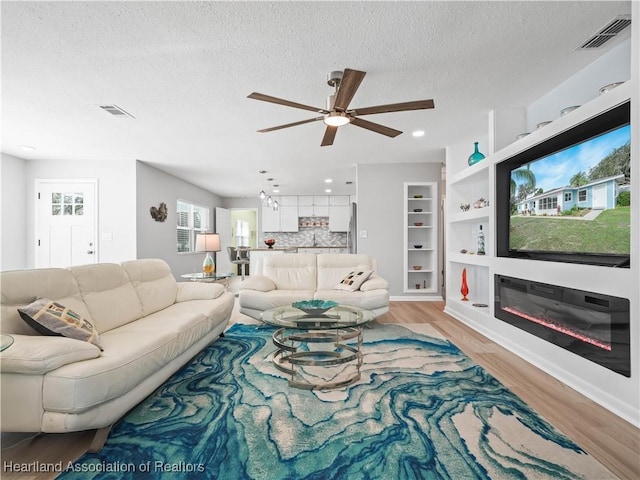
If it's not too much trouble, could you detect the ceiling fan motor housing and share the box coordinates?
[327,70,343,87]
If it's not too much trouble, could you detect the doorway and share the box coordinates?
[35,179,98,268]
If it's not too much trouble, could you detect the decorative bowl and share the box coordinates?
[413,194,423,198]
[292,300,338,316]
[264,238,276,249]
[414,222,423,226]
[413,208,423,213]
[414,244,423,249]
[412,265,422,270]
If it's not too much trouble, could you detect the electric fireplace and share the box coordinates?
[495,275,630,377]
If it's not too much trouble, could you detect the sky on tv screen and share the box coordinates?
[513,124,631,192]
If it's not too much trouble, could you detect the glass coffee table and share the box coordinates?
[260,304,375,390]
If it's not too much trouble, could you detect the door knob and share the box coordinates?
[87,250,94,254]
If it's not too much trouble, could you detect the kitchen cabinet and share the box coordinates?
[329,205,350,231]
[279,206,299,232]
[298,195,329,217]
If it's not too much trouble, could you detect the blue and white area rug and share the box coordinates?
[60,323,616,479]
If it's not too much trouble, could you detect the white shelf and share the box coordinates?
[449,159,490,185]
[448,208,490,223]
[448,253,490,266]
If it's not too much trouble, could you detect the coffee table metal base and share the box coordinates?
[272,326,363,390]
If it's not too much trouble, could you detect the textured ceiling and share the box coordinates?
[1,1,631,197]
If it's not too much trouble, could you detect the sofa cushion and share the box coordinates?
[18,298,103,350]
[122,259,178,316]
[239,289,316,312]
[1,268,91,336]
[334,270,373,291]
[315,289,390,312]
[0,336,101,374]
[238,276,277,292]
[316,254,374,290]
[360,274,390,292]
[69,263,143,333]
[42,291,233,415]
[176,282,225,302]
[263,254,317,291]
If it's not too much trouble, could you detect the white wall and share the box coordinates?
[526,38,631,132]
[136,161,224,278]
[0,154,28,270]
[6,158,137,269]
[357,162,444,297]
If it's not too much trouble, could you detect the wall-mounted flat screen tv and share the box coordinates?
[496,101,631,267]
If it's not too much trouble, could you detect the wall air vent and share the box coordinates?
[99,105,135,118]
[578,15,631,49]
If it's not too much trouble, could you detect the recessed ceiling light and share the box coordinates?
[325,178,333,183]
[273,189,280,193]
[19,145,36,151]
[412,130,425,137]
[325,188,332,193]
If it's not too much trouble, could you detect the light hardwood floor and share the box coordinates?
[2,301,639,479]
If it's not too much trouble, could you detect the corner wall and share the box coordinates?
[136,161,224,278]
[357,162,443,298]
[0,154,27,270]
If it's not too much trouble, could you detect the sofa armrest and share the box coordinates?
[176,282,225,302]
[0,335,101,375]
[360,274,389,292]
[239,275,277,292]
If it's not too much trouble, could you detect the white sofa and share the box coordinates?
[239,253,389,319]
[0,259,234,445]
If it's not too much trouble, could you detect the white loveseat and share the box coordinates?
[0,259,234,445]
[239,253,389,320]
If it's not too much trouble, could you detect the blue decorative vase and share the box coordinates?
[468,142,485,166]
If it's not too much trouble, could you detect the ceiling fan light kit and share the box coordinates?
[323,112,351,127]
[248,68,434,146]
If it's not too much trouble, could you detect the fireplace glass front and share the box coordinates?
[494,275,630,377]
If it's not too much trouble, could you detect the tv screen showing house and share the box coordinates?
[509,123,631,260]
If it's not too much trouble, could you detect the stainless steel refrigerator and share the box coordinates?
[347,202,357,253]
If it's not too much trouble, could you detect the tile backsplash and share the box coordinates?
[263,217,347,247]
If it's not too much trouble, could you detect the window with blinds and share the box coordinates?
[177,200,209,253]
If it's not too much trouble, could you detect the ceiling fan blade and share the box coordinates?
[350,117,402,138]
[333,69,366,112]
[352,99,435,116]
[257,116,324,133]
[321,126,338,146]
[248,92,328,114]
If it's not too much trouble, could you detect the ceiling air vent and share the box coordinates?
[578,15,631,49]
[99,104,135,118]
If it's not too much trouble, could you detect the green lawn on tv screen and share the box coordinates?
[509,206,630,254]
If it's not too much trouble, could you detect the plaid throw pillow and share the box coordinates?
[18,298,103,350]
[334,270,373,292]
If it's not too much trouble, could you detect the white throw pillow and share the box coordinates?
[334,270,373,292]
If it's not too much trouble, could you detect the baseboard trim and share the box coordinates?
[390,295,443,302]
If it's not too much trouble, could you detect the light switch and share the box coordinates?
[359,230,368,238]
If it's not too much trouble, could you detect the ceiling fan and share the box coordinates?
[247,69,434,146]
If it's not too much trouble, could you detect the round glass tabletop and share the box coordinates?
[260,304,375,330]
[1,334,15,352]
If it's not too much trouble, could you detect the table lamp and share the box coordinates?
[195,233,221,276]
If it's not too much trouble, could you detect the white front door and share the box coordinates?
[35,180,98,268]
[592,184,607,209]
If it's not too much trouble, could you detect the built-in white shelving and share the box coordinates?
[404,182,438,293]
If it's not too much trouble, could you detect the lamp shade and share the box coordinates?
[195,233,221,253]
